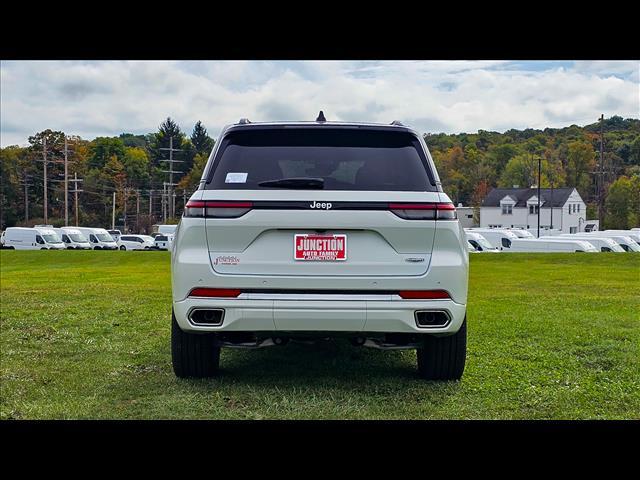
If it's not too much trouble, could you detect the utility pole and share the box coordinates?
[20,171,33,222]
[537,157,541,238]
[162,182,167,223]
[159,136,184,219]
[183,189,187,215]
[598,114,605,227]
[123,188,128,233]
[43,138,48,224]
[112,191,116,230]
[136,190,140,233]
[70,173,83,227]
[64,137,69,226]
[149,189,153,216]
[550,181,554,230]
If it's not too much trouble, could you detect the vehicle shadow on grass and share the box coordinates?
[208,339,463,393]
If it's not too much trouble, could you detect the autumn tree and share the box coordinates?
[566,140,596,199]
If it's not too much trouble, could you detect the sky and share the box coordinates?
[1,60,638,147]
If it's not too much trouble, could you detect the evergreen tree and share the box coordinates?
[190,121,214,156]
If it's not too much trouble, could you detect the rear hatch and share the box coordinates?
[198,125,445,278]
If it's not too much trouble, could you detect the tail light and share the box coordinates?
[184,201,253,218]
[398,290,451,299]
[188,288,241,298]
[389,203,457,220]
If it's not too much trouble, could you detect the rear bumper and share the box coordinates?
[173,296,466,335]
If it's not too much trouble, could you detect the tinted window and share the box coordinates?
[62,234,70,242]
[502,238,512,248]
[206,128,435,191]
[156,235,168,241]
[36,235,44,244]
[90,235,97,242]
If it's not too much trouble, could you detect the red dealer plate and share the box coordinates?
[294,234,347,261]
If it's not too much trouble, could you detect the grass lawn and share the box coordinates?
[1,250,638,419]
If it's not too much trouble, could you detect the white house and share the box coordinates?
[480,187,597,234]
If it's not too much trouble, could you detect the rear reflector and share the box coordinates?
[188,288,241,298]
[398,290,451,299]
[184,201,253,218]
[389,203,456,220]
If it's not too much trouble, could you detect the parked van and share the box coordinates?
[107,229,122,242]
[505,228,535,238]
[154,233,174,250]
[578,232,640,252]
[75,227,118,250]
[117,234,155,251]
[599,230,640,244]
[465,228,519,250]
[2,227,65,250]
[505,238,598,253]
[555,234,625,252]
[465,231,500,252]
[154,224,177,235]
[55,227,91,249]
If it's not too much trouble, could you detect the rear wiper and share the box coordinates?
[258,177,325,189]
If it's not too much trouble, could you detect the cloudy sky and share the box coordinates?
[1,60,638,147]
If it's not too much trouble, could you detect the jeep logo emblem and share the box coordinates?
[310,201,332,210]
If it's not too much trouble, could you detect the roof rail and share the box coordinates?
[390,120,405,126]
[238,118,251,124]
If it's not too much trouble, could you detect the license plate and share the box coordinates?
[294,234,347,261]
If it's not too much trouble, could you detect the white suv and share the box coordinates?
[171,117,469,380]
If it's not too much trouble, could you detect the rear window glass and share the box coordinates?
[206,128,435,191]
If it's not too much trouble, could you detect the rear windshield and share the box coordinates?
[206,128,436,191]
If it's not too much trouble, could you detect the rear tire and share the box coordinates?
[171,310,220,378]
[417,317,467,380]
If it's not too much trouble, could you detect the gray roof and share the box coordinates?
[482,188,577,208]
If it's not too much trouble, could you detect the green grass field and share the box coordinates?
[1,250,638,419]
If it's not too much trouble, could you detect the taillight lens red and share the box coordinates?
[398,290,451,299]
[188,288,241,298]
[389,203,456,220]
[184,201,253,218]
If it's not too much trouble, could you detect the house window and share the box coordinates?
[568,204,572,214]
[502,204,513,215]
[570,227,577,233]
[529,205,539,214]
[577,204,581,213]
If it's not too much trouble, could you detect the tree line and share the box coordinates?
[1,118,214,232]
[1,115,639,231]
[427,116,640,229]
